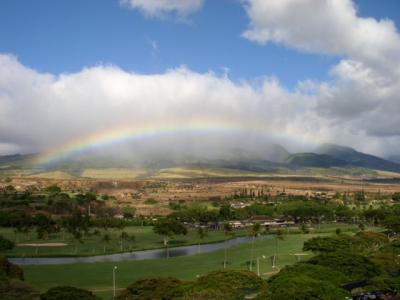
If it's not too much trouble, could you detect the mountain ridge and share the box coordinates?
[1,143,399,173]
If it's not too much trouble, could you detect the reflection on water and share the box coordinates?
[10,235,270,265]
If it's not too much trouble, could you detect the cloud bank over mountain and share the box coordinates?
[1,0,400,158]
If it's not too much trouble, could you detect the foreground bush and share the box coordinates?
[116,277,185,300]
[40,286,100,300]
[117,270,267,300]
[0,255,24,280]
[188,269,267,299]
[0,235,14,251]
[307,251,382,281]
[0,279,39,300]
[0,256,38,299]
[261,264,350,300]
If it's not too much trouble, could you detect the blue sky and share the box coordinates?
[1,0,400,157]
[1,0,398,89]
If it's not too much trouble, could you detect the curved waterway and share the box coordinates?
[10,235,271,265]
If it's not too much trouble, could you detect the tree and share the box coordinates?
[62,211,90,242]
[44,185,61,195]
[196,227,207,254]
[303,236,355,253]
[219,205,233,220]
[249,222,261,271]
[102,234,111,253]
[223,223,234,268]
[153,219,187,258]
[0,279,39,300]
[120,231,132,251]
[392,192,400,202]
[272,229,284,269]
[0,256,38,300]
[383,215,400,234]
[301,223,309,234]
[265,264,350,300]
[358,222,366,231]
[34,215,59,240]
[40,286,100,300]
[0,235,14,251]
[0,256,24,280]
[189,269,267,300]
[307,251,382,281]
[116,278,184,300]
[303,232,388,255]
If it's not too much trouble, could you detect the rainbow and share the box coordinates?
[33,118,325,167]
[33,119,244,166]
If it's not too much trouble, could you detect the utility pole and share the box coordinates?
[113,266,118,299]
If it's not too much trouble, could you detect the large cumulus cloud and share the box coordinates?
[1,0,400,158]
[0,54,317,157]
[242,0,400,155]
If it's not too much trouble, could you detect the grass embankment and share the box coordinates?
[0,227,249,257]
[19,224,361,299]
[0,224,358,257]
[22,234,315,298]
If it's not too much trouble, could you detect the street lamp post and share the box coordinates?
[113,266,118,299]
[257,255,266,276]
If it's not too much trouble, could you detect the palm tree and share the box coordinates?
[272,229,284,269]
[249,222,261,271]
[120,231,129,251]
[129,234,136,251]
[196,227,207,254]
[102,233,111,253]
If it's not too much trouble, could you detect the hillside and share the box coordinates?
[316,144,400,172]
[285,153,347,168]
[1,143,400,176]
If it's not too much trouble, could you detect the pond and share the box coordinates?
[10,235,270,265]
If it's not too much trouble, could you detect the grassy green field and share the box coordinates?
[0,226,250,257]
[0,223,359,257]
[17,224,362,299]
[22,234,318,299]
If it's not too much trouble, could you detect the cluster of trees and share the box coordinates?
[153,218,187,257]
[264,231,400,299]
[169,200,352,225]
[0,235,14,251]
[0,256,39,300]
[116,269,267,300]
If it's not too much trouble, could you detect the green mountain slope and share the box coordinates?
[316,144,400,172]
[285,153,347,168]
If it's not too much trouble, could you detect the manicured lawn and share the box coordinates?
[0,223,359,257]
[21,225,362,299]
[0,226,249,257]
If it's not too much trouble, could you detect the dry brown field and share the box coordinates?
[3,169,400,217]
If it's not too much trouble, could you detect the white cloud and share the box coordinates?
[242,0,400,72]
[0,54,314,157]
[1,1,400,158]
[242,0,400,155]
[0,52,399,158]
[120,0,204,19]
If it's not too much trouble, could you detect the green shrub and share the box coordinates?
[117,277,184,300]
[262,271,349,300]
[0,256,24,280]
[188,269,267,300]
[40,286,100,300]
[0,235,14,251]
[307,251,382,281]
